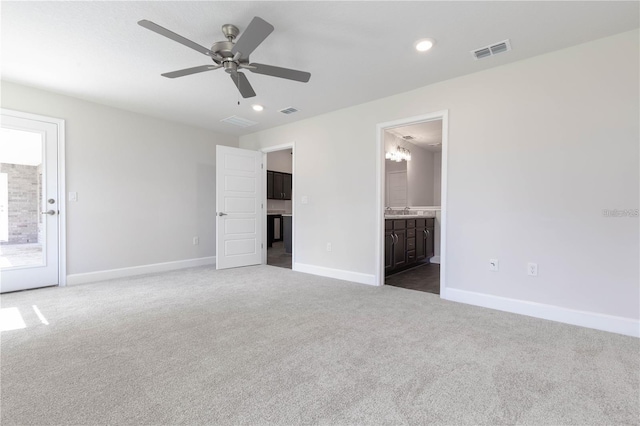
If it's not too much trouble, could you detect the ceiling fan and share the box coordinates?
[138,16,311,98]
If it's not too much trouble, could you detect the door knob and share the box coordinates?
[218,212,227,216]
[41,210,56,215]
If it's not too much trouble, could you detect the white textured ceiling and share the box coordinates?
[1,1,638,136]
[388,121,443,152]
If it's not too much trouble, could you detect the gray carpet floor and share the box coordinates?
[1,265,638,425]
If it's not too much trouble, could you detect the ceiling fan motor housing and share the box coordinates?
[210,41,234,60]
[210,40,250,67]
[223,61,238,74]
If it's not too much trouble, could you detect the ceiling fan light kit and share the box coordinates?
[138,16,311,99]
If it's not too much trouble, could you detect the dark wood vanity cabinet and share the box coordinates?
[385,218,435,276]
[385,230,394,271]
[267,170,292,200]
[385,220,408,274]
[415,218,435,261]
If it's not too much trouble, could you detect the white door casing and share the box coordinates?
[0,173,8,242]
[216,146,263,270]
[1,113,60,292]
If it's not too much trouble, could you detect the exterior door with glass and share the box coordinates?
[0,112,60,293]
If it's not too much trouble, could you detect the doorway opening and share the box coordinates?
[376,111,448,295]
[262,144,294,269]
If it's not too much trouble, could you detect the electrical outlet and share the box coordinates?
[326,242,332,252]
[489,259,499,272]
[527,262,538,276]
[193,237,199,245]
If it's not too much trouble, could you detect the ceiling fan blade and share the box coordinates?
[138,20,218,58]
[231,17,274,58]
[248,63,311,83]
[161,65,222,78]
[230,72,256,98]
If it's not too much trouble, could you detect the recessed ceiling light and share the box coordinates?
[252,104,264,112]
[415,38,435,52]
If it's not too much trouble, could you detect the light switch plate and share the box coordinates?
[68,192,78,202]
[301,196,308,204]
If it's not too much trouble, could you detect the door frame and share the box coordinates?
[260,143,295,268]
[1,108,66,286]
[375,110,449,294]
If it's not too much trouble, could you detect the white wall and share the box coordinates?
[266,149,292,173]
[240,30,639,327]
[1,81,238,276]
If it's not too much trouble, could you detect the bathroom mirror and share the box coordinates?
[384,124,443,208]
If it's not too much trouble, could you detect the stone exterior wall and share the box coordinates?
[0,163,40,244]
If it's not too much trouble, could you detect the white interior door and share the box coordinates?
[216,145,263,270]
[1,113,59,292]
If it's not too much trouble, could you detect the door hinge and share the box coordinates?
[261,163,264,169]
[261,243,264,249]
[261,203,264,209]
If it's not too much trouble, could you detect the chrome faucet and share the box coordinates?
[403,206,410,215]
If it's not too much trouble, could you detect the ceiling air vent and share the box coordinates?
[402,136,415,140]
[279,107,299,115]
[471,39,511,60]
[220,115,258,128]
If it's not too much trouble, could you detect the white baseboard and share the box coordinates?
[444,288,639,338]
[430,256,441,264]
[66,256,216,286]
[293,262,377,286]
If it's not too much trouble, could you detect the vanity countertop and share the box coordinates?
[385,214,436,219]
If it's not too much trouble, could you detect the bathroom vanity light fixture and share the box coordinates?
[385,145,412,162]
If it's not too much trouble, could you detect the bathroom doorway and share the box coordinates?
[376,111,448,295]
